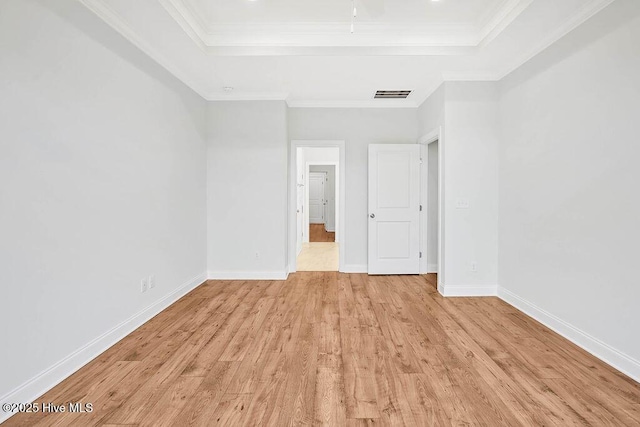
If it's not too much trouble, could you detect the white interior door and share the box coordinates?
[296,149,305,252]
[296,183,304,255]
[296,184,304,255]
[368,144,421,275]
[309,172,325,224]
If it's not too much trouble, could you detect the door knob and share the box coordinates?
[370,213,375,219]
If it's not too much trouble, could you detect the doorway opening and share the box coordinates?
[309,168,336,243]
[289,142,345,273]
[298,148,339,271]
[426,141,439,273]
[419,127,444,292]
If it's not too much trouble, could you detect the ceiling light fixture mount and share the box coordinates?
[351,0,356,34]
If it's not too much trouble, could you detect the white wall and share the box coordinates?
[442,82,500,294]
[289,108,417,270]
[417,84,445,139]
[303,147,340,164]
[0,0,207,410]
[418,81,500,294]
[498,0,640,377]
[207,101,289,279]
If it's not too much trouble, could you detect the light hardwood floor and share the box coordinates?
[296,243,339,272]
[309,224,335,243]
[5,273,640,426]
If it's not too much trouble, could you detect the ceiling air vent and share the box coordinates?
[374,90,412,99]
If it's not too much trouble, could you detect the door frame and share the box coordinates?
[307,170,327,227]
[418,126,445,292]
[289,140,345,273]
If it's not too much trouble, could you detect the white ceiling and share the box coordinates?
[186,0,504,25]
[79,0,615,107]
[161,0,533,49]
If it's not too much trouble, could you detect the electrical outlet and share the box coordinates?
[255,252,260,259]
[456,198,470,209]
[141,278,148,293]
[471,262,478,272]
[149,275,155,289]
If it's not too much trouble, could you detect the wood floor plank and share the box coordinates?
[206,393,252,426]
[318,273,341,362]
[370,302,423,374]
[373,340,417,426]
[137,376,204,427]
[5,273,640,427]
[399,373,451,426]
[349,274,383,335]
[179,282,271,378]
[508,310,640,405]
[423,296,567,425]
[223,290,303,393]
[240,352,290,426]
[309,223,335,242]
[546,377,631,426]
[218,296,276,362]
[276,321,318,426]
[170,361,241,427]
[315,367,347,426]
[493,356,591,426]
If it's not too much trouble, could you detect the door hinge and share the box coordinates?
[420,252,423,258]
[420,205,423,212]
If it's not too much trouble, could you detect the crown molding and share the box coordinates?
[78,0,210,99]
[201,45,476,56]
[158,0,207,51]
[286,99,420,109]
[477,0,535,46]
[207,92,290,102]
[441,71,502,81]
[496,0,616,80]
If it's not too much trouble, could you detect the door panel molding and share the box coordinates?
[309,172,325,224]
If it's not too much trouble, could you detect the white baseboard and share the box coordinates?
[0,272,207,424]
[208,271,289,280]
[427,263,438,273]
[342,264,368,273]
[498,286,640,383]
[441,284,498,297]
